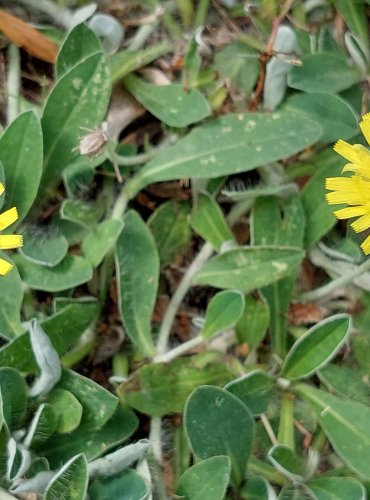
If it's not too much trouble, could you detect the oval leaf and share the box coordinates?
[184,385,254,486]
[190,192,234,251]
[176,456,231,500]
[201,290,245,339]
[307,477,366,500]
[125,112,322,197]
[56,23,101,78]
[0,262,23,339]
[281,315,350,380]
[124,74,210,127]
[13,254,93,292]
[40,52,110,193]
[194,246,304,291]
[297,383,370,480]
[0,111,43,224]
[283,92,358,143]
[288,54,360,93]
[115,210,159,356]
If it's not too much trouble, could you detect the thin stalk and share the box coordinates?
[248,456,288,486]
[154,335,203,363]
[7,44,20,124]
[110,187,129,221]
[260,414,278,446]
[149,416,163,463]
[299,258,370,302]
[156,242,214,354]
[311,427,327,453]
[278,392,295,449]
[128,22,158,51]
[194,0,210,27]
[15,0,72,28]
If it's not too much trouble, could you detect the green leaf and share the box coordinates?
[263,26,298,111]
[124,74,210,127]
[278,485,315,499]
[117,353,233,416]
[283,92,358,143]
[115,210,159,356]
[0,111,43,224]
[184,385,254,486]
[214,42,260,95]
[45,454,88,500]
[236,294,269,349]
[89,469,149,500]
[108,43,172,83]
[0,299,99,372]
[267,445,309,481]
[301,149,344,248]
[0,262,23,340]
[40,405,138,467]
[201,290,245,339]
[20,229,69,267]
[176,456,231,500]
[288,54,360,93]
[47,388,83,433]
[13,254,93,292]
[40,52,111,193]
[240,476,276,499]
[56,23,101,78]
[252,196,305,356]
[281,315,351,380]
[25,403,58,448]
[296,383,370,480]
[190,192,235,250]
[331,0,369,46]
[125,112,322,197]
[148,200,191,265]
[56,369,117,429]
[60,199,104,229]
[307,477,366,500]
[82,220,124,268]
[194,246,304,291]
[225,371,275,416]
[0,368,27,432]
[318,364,370,403]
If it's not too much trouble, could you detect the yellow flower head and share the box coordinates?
[0,182,23,275]
[326,113,370,255]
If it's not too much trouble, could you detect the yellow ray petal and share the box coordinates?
[0,183,4,196]
[333,206,368,219]
[0,207,18,230]
[360,112,370,145]
[0,234,23,249]
[0,258,12,275]
[351,214,370,233]
[333,140,359,163]
[361,234,370,255]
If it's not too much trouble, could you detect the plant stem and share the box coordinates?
[260,413,277,446]
[248,456,288,486]
[149,416,163,463]
[278,392,295,449]
[156,242,214,355]
[15,0,72,28]
[154,335,204,363]
[110,187,129,221]
[299,258,370,302]
[7,44,20,124]
[194,0,210,27]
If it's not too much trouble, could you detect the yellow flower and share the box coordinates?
[0,182,23,275]
[325,113,370,255]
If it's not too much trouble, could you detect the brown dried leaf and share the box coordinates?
[0,9,58,63]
